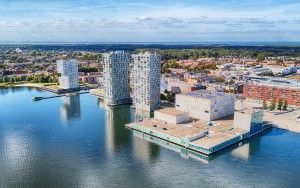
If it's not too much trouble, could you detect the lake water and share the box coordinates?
[0,87,300,188]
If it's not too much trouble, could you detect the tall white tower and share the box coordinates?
[57,60,79,89]
[132,52,161,111]
[103,51,131,106]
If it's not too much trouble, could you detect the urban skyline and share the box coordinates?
[0,1,300,187]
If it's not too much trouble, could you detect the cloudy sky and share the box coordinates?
[0,0,300,42]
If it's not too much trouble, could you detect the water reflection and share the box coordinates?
[60,95,81,122]
[131,109,152,121]
[133,130,211,163]
[104,105,131,154]
[231,133,263,160]
[97,98,105,108]
[130,109,160,163]
[1,88,300,187]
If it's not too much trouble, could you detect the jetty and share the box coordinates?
[33,91,89,101]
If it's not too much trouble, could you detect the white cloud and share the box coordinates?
[0,1,299,42]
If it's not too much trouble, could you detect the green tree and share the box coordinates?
[277,98,283,111]
[9,77,16,83]
[160,93,166,100]
[215,77,225,83]
[38,76,44,83]
[282,100,288,111]
[228,80,235,85]
[262,99,267,110]
[269,98,276,111]
[3,77,9,82]
[26,75,33,82]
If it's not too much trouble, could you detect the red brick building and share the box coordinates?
[243,83,300,106]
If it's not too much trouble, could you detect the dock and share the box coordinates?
[33,91,89,101]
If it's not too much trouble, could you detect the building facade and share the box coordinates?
[103,51,131,106]
[243,82,300,106]
[234,109,264,136]
[57,60,79,89]
[132,52,161,111]
[175,90,235,121]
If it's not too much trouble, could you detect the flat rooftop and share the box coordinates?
[235,108,262,115]
[191,128,246,149]
[184,90,232,99]
[246,77,300,89]
[128,114,246,150]
[155,107,187,116]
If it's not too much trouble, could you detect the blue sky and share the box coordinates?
[0,0,300,42]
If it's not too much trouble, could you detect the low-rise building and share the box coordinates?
[167,80,205,94]
[154,108,190,124]
[183,72,206,81]
[264,65,297,75]
[243,78,300,106]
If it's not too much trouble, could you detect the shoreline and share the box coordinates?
[0,82,58,89]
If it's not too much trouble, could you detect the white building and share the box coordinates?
[234,108,263,136]
[175,90,235,121]
[264,65,297,75]
[57,60,79,89]
[103,51,131,106]
[132,52,161,111]
[154,108,190,124]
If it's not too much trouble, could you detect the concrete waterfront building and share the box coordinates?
[103,51,131,106]
[132,52,161,111]
[57,60,79,89]
[154,108,190,124]
[234,109,264,136]
[175,90,235,121]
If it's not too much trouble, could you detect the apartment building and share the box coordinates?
[103,51,131,106]
[57,60,79,89]
[243,79,300,106]
[132,52,161,111]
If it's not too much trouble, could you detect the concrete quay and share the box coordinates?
[264,110,300,133]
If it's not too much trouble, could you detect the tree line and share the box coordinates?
[263,98,288,111]
[161,60,218,74]
[134,48,286,61]
[0,74,59,84]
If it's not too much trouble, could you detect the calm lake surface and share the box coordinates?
[1,87,300,188]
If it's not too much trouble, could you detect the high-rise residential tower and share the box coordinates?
[132,52,161,111]
[57,60,79,89]
[103,51,131,106]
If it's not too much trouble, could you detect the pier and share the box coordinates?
[33,91,89,101]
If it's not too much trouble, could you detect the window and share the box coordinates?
[205,110,209,113]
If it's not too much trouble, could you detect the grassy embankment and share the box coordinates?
[0,82,58,89]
